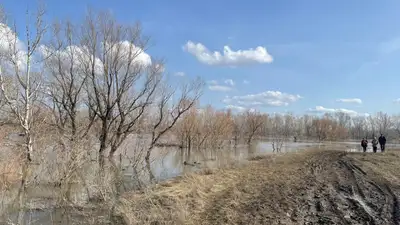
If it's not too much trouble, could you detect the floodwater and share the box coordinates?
[2,138,399,224]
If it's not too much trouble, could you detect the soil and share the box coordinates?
[120,150,400,225]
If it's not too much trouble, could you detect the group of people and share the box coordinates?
[361,134,386,153]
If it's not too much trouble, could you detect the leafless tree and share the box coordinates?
[270,114,284,152]
[302,115,314,139]
[0,6,48,225]
[232,112,245,146]
[145,79,203,166]
[367,115,377,138]
[312,117,331,142]
[0,7,46,161]
[42,21,95,147]
[351,116,367,139]
[334,112,351,129]
[78,11,166,158]
[244,110,264,144]
[375,111,392,135]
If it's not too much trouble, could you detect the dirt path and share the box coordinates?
[120,150,400,225]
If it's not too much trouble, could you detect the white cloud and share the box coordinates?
[224,91,302,107]
[307,106,368,117]
[225,105,246,111]
[209,85,233,92]
[39,40,152,78]
[243,80,250,84]
[225,104,255,112]
[107,41,151,66]
[0,23,27,71]
[208,80,234,92]
[394,98,400,103]
[183,41,273,66]
[224,79,235,86]
[174,72,185,76]
[336,98,362,104]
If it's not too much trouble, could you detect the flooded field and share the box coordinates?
[2,138,399,224]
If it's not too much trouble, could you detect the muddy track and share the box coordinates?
[201,151,400,225]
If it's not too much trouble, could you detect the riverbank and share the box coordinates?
[118,149,400,225]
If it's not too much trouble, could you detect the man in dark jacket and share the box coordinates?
[361,138,368,152]
[378,134,387,152]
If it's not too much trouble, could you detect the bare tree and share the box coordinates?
[376,111,392,135]
[312,117,331,142]
[145,79,203,165]
[42,21,97,149]
[302,114,314,139]
[334,112,351,129]
[392,115,400,141]
[351,116,367,139]
[0,7,46,161]
[0,6,48,225]
[232,112,245,146]
[174,105,199,151]
[244,110,264,144]
[79,11,166,158]
[367,115,377,138]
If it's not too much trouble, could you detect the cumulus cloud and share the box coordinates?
[40,40,151,68]
[174,72,185,76]
[308,106,368,117]
[393,98,400,103]
[224,91,302,107]
[209,85,233,92]
[0,23,27,71]
[183,41,273,66]
[224,79,235,86]
[106,41,151,66]
[336,98,362,104]
[38,40,153,80]
[208,80,234,92]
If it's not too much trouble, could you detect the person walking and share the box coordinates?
[372,137,378,153]
[361,138,368,152]
[378,133,387,152]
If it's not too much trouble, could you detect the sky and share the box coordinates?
[2,0,400,117]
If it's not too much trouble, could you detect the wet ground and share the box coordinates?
[2,138,399,224]
[121,149,400,225]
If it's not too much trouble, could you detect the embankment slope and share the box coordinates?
[119,150,400,225]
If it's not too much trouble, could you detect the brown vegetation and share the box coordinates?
[119,149,400,225]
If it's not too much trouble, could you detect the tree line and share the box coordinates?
[173,107,400,152]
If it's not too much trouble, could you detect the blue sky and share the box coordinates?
[3,0,400,116]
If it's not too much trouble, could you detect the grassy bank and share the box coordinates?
[119,149,400,225]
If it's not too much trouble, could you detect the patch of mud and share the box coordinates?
[200,151,400,225]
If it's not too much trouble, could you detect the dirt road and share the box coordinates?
[120,150,400,225]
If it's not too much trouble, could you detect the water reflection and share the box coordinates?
[3,140,400,224]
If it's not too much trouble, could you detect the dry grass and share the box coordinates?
[118,150,317,225]
[0,153,22,189]
[346,149,400,186]
[118,149,400,225]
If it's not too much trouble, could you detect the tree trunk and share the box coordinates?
[247,135,253,145]
[25,131,33,161]
[99,119,108,157]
